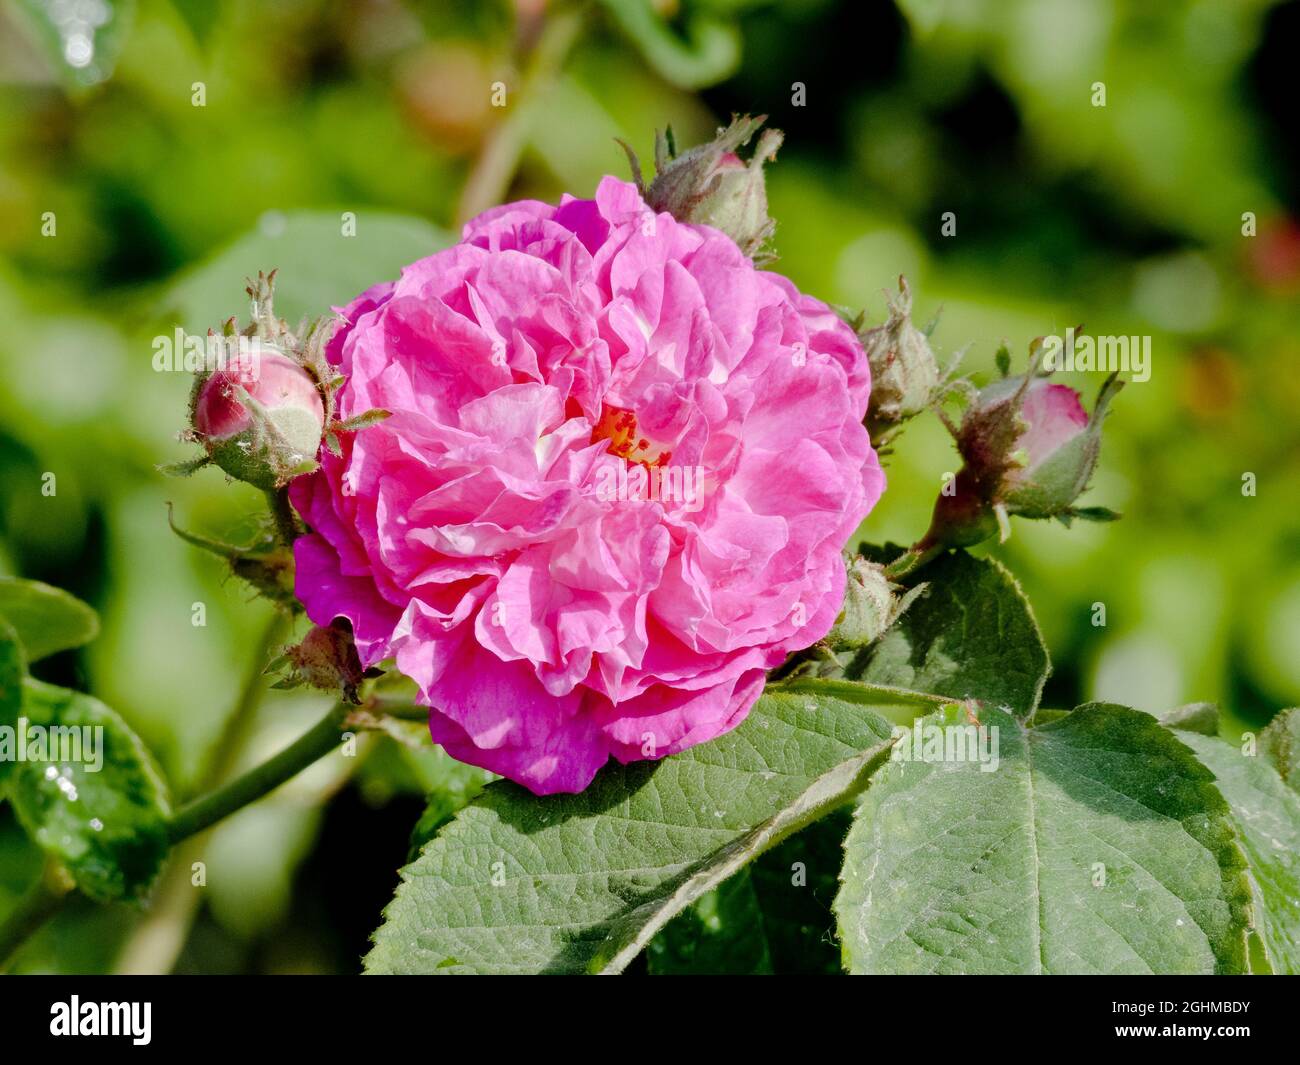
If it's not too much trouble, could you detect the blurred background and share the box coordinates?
[1,0,1297,973]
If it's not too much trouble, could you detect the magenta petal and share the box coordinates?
[293,533,401,667]
[291,175,884,794]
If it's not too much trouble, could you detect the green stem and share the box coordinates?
[0,861,74,969]
[265,488,300,546]
[366,698,430,723]
[883,543,943,582]
[165,701,350,844]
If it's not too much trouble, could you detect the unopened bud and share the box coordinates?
[961,372,1123,520]
[826,556,926,651]
[627,114,783,263]
[861,277,941,443]
[917,361,1123,553]
[191,351,325,490]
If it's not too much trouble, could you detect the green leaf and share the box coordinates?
[1062,505,1122,524]
[1176,710,1300,974]
[647,869,773,974]
[836,702,1252,974]
[0,577,100,663]
[994,343,1012,377]
[0,617,24,733]
[365,681,940,975]
[336,409,393,433]
[844,548,1050,715]
[4,680,171,903]
[163,211,451,331]
[1158,700,1221,735]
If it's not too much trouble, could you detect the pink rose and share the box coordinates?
[289,177,883,793]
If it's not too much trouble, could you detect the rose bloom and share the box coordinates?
[290,178,883,793]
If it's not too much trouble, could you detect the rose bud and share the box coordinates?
[826,556,926,651]
[898,367,1123,572]
[623,114,783,263]
[860,277,942,444]
[190,351,325,490]
[961,371,1124,520]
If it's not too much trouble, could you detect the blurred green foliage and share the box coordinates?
[0,0,1297,972]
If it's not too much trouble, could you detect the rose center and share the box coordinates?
[591,404,672,470]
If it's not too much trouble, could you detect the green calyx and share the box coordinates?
[200,384,324,491]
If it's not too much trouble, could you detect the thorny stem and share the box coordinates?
[266,487,301,545]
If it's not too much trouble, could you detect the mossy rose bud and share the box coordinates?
[826,556,925,650]
[990,378,1089,517]
[961,372,1122,520]
[627,114,783,263]
[661,141,780,258]
[861,277,941,443]
[906,365,1123,564]
[191,351,325,490]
